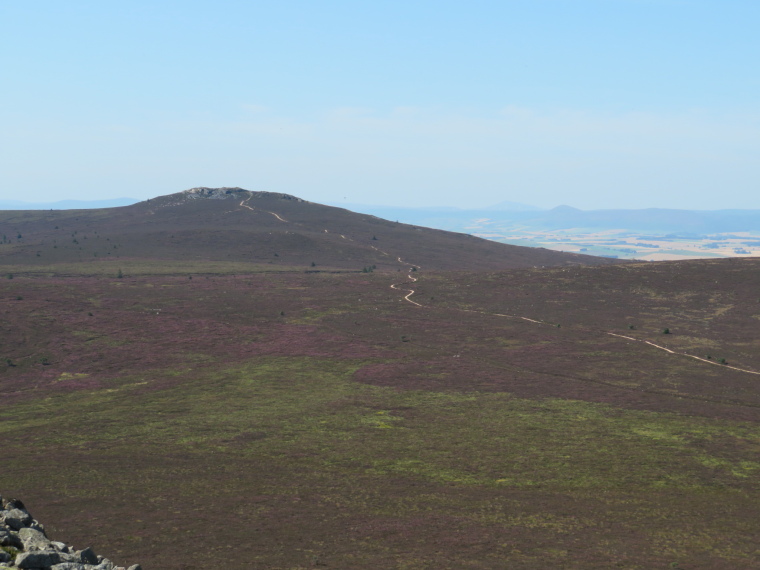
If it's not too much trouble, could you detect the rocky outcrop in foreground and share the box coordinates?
[0,496,140,570]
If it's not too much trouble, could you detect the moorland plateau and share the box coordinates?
[1,188,759,569]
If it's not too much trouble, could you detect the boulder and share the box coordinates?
[19,527,52,551]
[2,498,26,511]
[0,497,139,569]
[0,529,22,549]
[15,549,62,568]
[2,508,32,530]
[78,547,98,565]
[51,542,69,552]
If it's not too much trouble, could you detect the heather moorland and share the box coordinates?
[1,189,759,569]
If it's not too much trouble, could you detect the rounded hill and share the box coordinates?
[0,188,620,271]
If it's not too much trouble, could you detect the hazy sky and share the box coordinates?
[2,1,759,209]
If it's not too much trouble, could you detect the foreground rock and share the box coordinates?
[0,496,140,570]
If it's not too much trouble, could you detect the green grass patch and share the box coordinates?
[3,357,759,492]
[2,357,759,566]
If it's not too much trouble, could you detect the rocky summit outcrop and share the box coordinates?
[181,186,305,202]
[0,496,140,570]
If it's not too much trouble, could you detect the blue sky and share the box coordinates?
[1,0,758,209]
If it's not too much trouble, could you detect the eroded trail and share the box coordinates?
[389,256,423,307]
[607,332,760,376]
[238,197,760,379]
[382,249,760,378]
[239,198,288,222]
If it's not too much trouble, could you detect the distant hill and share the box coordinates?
[341,203,760,235]
[531,206,760,234]
[0,197,139,210]
[0,187,615,271]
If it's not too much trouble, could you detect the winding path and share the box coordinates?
[238,198,288,222]
[606,332,760,376]
[237,196,760,378]
[389,257,423,307]
[384,249,760,377]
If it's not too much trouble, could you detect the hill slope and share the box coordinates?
[0,187,617,271]
[2,253,760,568]
[8,188,760,569]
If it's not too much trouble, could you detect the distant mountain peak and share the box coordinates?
[550,205,582,213]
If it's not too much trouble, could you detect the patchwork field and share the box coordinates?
[475,228,760,261]
[2,253,760,569]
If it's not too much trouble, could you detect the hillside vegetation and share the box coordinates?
[1,189,758,569]
[0,187,615,271]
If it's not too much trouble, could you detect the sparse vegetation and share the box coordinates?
[1,546,19,562]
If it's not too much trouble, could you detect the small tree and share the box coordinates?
[117,268,123,279]
[662,328,670,334]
